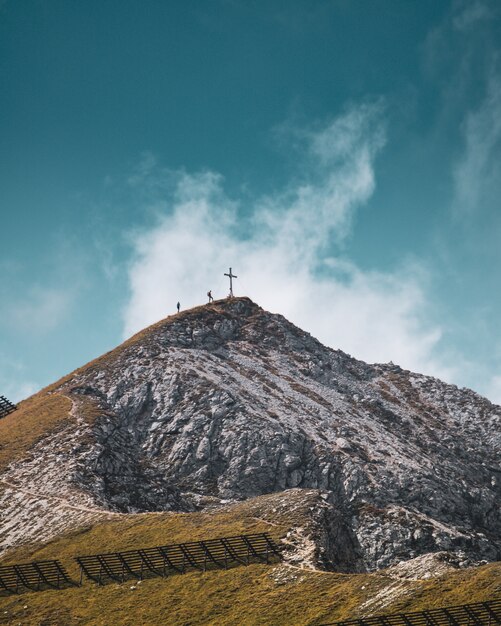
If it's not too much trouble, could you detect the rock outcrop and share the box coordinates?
[1,298,499,570]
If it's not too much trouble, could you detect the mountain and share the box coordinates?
[0,297,499,573]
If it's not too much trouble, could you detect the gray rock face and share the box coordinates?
[2,298,500,570]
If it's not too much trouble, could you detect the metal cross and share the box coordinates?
[224,267,237,298]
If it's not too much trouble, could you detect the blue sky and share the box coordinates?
[1,0,501,404]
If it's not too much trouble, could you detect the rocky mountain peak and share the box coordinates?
[1,297,499,572]
[115,296,320,356]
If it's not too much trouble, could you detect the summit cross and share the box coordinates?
[224,267,237,298]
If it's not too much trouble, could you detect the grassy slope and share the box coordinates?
[0,503,500,626]
[0,393,72,473]
[0,505,282,571]
[1,563,500,626]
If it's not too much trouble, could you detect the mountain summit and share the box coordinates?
[0,297,499,571]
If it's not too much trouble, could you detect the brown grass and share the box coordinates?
[0,539,499,626]
[0,393,72,471]
[0,494,500,625]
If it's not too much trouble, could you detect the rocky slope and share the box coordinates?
[1,297,499,571]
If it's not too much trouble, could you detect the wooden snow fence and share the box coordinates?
[75,532,281,585]
[322,598,501,626]
[0,395,17,419]
[0,560,75,594]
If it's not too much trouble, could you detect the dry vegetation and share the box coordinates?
[0,507,282,572]
[0,501,500,626]
[0,393,71,472]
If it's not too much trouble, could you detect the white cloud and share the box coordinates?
[3,380,39,404]
[0,355,39,402]
[2,286,73,334]
[123,103,454,382]
[453,0,492,31]
[453,70,501,216]
[485,374,501,406]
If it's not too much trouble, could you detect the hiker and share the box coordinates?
[177,302,180,313]
[207,290,214,303]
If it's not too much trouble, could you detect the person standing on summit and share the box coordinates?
[207,290,214,303]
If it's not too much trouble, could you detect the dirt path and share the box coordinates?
[0,478,121,517]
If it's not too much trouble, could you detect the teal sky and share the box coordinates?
[1,0,501,404]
